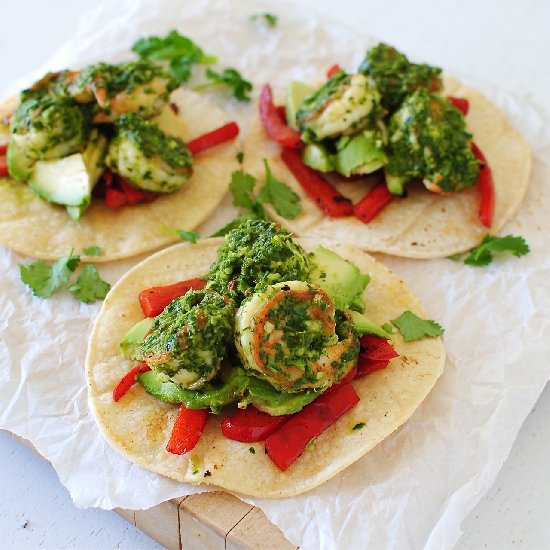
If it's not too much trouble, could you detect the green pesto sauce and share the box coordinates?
[71,60,176,99]
[296,70,350,129]
[137,290,235,387]
[359,42,442,112]
[206,219,311,304]
[259,291,333,378]
[386,88,479,192]
[114,112,192,170]
[10,95,89,158]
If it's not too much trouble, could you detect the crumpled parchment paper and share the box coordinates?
[1,1,549,548]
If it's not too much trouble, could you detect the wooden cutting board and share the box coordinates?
[9,431,296,549]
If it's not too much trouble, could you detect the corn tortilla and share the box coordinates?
[86,238,445,498]
[242,77,531,258]
[0,89,238,262]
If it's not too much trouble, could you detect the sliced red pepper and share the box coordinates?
[113,363,152,402]
[118,177,159,205]
[265,382,360,471]
[339,367,358,384]
[139,277,206,317]
[221,407,288,443]
[353,182,394,223]
[447,96,469,116]
[471,142,495,228]
[102,168,114,187]
[357,335,398,378]
[259,84,302,149]
[0,155,8,177]
[326,64,342,79]
[0,143,8,155]
[166,404,208,455]
[105,187,128,208]
[280,148,353,217]
[187,121,240,155]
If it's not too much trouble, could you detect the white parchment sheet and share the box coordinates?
[1,1,549,548]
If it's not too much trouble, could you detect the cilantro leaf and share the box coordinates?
[20,250,80,298]
[174,229,200,243]
[391,310,444,341]
[464,234,530,267]
[257,159,301,219]
[132,30,216,83]
[229,171,256,209]
[251,12,278,27]
[68,265,111,303]
[82,246,104,257]
[194,68,253,102]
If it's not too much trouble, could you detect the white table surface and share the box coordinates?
[1,1,549,548]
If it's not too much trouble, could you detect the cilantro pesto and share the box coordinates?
[286,42,478,198]
[106,112,193,192]
[206,219,311,303]
[386,89,479,193]
[137,290,235,388]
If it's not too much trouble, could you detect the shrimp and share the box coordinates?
[235,281,359,393]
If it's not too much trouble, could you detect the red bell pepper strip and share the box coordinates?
[113,363,152,402]
[339,367,358,384]
[471,142,495,228]
[0,154,8,177]
[326,64,342,79]
[357,335,398,378]
[105,187,128,209]
[353,182,394,223]
[187,122,240,155]
[118,177,158,205]
[447,96,469,116]
[221,407,288,443]
[138,277,206,317]
[280,148,353,217]
[0,143,8,155]
[166,404,209,455]
[265,382,360,471]
[259,84,302,149]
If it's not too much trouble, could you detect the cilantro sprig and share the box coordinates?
[258,160,300,219]
[132,30,216,83]
[194,68,253,102]
[211,162,301,236]
[464,234,530,266]
[20,250,80,298]
[251,12,278,27]
[20,250,110,303]
[391,310,444,341]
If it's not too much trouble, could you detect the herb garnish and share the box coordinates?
[258,159,301,219]
[20,250,110,303]
[68,265,111,303]
[194,68,253,102]
[132,30,216,83]
[352,422,366,431]
[464,234,530,266]
[391,310,444,341]
[251,12,278,27]
[82,246,104,257]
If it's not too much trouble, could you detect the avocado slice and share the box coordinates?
[243,377,317,416]
[384,168,407,196]
[285,81,315,130]
[334,132,387,177]
[7,139,35,181]
[28,129,107,212]
[309,245,370,310]
[302,143,333,172]
[347,310,391,339]
[138,365,250,414]
[120,317,154,360]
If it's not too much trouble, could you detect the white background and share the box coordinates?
[1,0,549,548]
